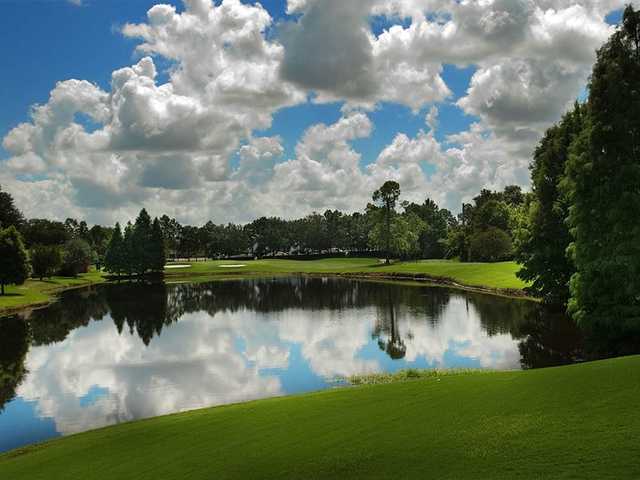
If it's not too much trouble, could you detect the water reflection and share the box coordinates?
[0,317,30,412]
[0,277,599,452]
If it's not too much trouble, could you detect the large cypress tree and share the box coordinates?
[516,104,585,307]
[564,6,640,332]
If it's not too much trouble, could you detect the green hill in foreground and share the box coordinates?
[2,356,639,479]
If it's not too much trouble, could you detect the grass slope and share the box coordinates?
[2,356,638,479]
[0,270,105,314]
[166,258,528,290]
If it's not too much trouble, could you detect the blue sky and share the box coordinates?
[0,0,626,224]
[0,0,479,163]
[1,0,160,157]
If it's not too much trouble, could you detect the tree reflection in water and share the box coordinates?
[0,316,31,412]
[373,292,407,360]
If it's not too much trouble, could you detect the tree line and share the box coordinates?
[1,174,527,291]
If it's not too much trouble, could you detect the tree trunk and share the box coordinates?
[385,203,391,264]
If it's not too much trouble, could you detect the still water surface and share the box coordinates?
[0,277,582,452]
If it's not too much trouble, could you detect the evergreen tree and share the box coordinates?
[104,223,124,276]
[123,222,135,276]
[132,209,153,275]
[0,227,31,295]
[150,218,166,272]
[564,7,640,331]
[516,104,585,307]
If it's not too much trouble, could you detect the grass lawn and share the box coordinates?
[165,258,528,290]
[1,355,638,479]
[0,270,106,314]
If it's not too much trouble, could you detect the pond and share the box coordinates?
[0,277,583,453]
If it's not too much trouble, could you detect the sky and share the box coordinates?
[0,0,633,226]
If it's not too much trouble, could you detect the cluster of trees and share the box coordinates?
[444,186,528,263]
[0,223,99,294]
[516,6,640,342]
[0,185,110,288]
[103,210,165,277]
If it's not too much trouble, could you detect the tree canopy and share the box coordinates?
[516,104,585,307]
[0,227,31,295]
[30,244,63,280]
[104,212,166,277]
[564,6,640,332]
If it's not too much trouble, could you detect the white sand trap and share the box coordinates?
[165,265,191,269]
[218,264,247,268]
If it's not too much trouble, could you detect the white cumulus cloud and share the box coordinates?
[1,0,631,223]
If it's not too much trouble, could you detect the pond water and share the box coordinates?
[0,277,583,453]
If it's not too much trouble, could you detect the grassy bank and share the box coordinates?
[1,356,638,479]
[165,258,528,291]
[0,258,528,314]
[0,270,106,315]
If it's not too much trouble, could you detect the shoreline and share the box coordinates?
[162,269,536,301]
[0,278,107,317]
[0,260,534,316]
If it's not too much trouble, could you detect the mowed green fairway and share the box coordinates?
[1,356,638,479]
[165,258,528,290]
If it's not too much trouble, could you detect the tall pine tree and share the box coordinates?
[564,7,640,333]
